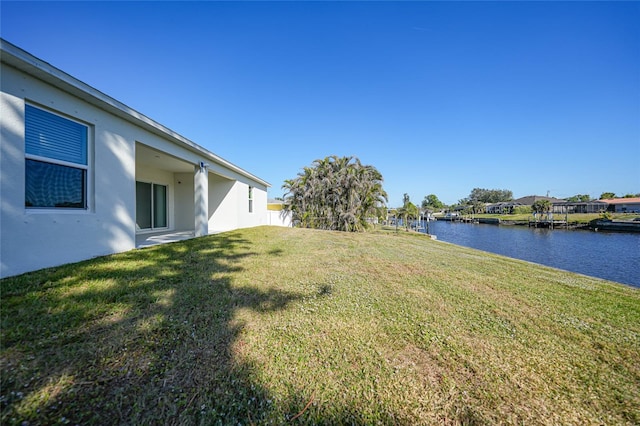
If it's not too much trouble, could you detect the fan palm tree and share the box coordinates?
[531,199,552,214]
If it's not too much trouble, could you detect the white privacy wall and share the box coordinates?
[268,210,292,227]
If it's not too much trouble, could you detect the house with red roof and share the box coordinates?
[600,198,640,213]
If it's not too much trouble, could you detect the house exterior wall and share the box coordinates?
[206,177,268,233]
[208,174,237,233]
[1,64,137,278]
[1,47,269,278]
[613,202,640,213]
[248,182,268,227]
[173,172,195,231]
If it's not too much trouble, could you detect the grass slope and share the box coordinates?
[1,226,639,425]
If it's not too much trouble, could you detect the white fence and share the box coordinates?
[267,210,292,227]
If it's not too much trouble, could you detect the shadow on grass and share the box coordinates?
[0,232,312,424]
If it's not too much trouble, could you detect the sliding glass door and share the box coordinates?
[136,181,167,230]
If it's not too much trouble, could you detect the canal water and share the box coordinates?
[419,220,640,288]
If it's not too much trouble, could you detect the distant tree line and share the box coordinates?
[467,188,513,203]
[563,192,638,202]
[566,194,592,202]
[598,192,639,200]
[417,190,640,214]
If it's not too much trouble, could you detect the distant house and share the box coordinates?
[513,195,566,206]
[486,201,523,214]
[600,197,640,213]
[551,200,608,214]
[551,198,640,214]
[486,195,565,214]
[1,39,270,278]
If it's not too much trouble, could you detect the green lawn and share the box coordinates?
[1,226,639,424]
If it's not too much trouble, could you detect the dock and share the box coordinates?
[528,219,567,229]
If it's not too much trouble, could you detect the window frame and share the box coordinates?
[24,103,91,211]
[248,185,254,213]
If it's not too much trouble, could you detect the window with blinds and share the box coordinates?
[25,105,88,209]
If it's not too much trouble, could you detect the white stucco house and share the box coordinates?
[0,39,270,278]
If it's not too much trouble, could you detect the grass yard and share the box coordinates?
[1,226,639,425]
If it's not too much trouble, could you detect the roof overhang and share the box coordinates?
[0,38,270,188]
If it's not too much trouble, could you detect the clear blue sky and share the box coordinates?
[2,1,639,206]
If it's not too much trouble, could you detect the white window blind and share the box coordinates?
[25,104,87,166]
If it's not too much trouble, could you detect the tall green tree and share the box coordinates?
[566,194,591,202]
[600,192,616,200]
[468,188,513,203]
[421,194,444,211]
[282,156,388,232]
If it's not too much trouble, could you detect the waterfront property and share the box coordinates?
[551,200,608,214]
[486,195,566,214]
[0,39,270,278]
[484,196,638,215]
[600,197,640,213]
[485,201,521,214]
